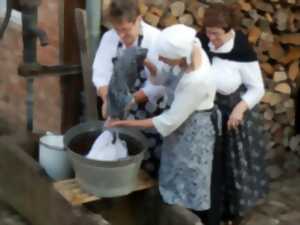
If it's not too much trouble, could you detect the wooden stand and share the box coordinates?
[53,169,156,205]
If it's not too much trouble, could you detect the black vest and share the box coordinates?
[197,30,257,63]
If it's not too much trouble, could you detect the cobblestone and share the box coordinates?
[0,202,30,225]
[243,175,300,225]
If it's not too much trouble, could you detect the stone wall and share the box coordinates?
[0,0,61,133]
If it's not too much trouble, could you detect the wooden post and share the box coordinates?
[60,0,85,132]
[74,8,98,121]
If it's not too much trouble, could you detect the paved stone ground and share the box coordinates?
[1,173,300,225]
[243,173,300,225]
[0,203,30,225]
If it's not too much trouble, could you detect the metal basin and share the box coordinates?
[64,121,148,198]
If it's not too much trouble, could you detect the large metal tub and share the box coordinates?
[64,121,148,198]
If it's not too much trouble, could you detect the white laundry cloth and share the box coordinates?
[86,131,128,161]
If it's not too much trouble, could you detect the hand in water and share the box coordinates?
[124,97,136,113]
[105,117,126,128]
[144,58,157,76]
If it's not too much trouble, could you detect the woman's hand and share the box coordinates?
[133,90,148,104]
[106,119,130,128]
[227,101,248,130]
[144,59,157,76]
[101,99,108,119]
[98,87,108,119]
[124,97,136,113]
[106,118,155,129]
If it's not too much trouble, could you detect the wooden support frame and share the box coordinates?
[53,169,156,205]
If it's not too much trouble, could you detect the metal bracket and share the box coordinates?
[18,63,82,78]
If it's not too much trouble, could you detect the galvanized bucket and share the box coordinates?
[39,133,73,180]
[64,121,148,197]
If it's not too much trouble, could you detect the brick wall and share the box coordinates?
[0,0,62,133]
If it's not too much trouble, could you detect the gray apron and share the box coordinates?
[113,36,165,177]
[157,68,216,210]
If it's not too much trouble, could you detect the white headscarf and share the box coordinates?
[155,24,198,65]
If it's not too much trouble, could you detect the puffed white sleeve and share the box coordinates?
[141,80,166,104]
[141,43,167,103]
[240,61,265,109]
[92,32,116,90]
[144,42,170,85]
[152,80,206,137]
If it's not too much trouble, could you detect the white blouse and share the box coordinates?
[209,31,265,109]
[152,50,216,137]
[92,21,165,103]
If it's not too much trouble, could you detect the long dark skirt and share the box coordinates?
[216,88,269,218]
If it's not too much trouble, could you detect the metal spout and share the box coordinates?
[28,27,48,46]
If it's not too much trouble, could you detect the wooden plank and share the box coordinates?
[53,169,156,206]
[74,8,98,121]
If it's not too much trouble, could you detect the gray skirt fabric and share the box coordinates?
[159,110,215,211]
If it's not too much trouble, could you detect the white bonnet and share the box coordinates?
[155,24,199,64]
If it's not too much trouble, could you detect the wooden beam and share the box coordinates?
[60,0,85,132]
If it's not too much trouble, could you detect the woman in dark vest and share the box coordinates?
[196,3,269,225]
[92,0,166,178]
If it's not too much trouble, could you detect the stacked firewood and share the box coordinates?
[141,0,300,177]
[103,0,300,177]
[234,0,300,176]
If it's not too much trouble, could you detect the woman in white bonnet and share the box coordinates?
[108,24,219,215]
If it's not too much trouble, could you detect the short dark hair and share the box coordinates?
[107,0,140,23]
[203,3,240,32]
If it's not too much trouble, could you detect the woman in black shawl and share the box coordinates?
[196,3,268,225]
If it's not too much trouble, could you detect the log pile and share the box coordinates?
[234,0,300,177]
[140,0,300,177]
[104,0,300,177]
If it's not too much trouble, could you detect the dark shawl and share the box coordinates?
[197,30,257,63]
